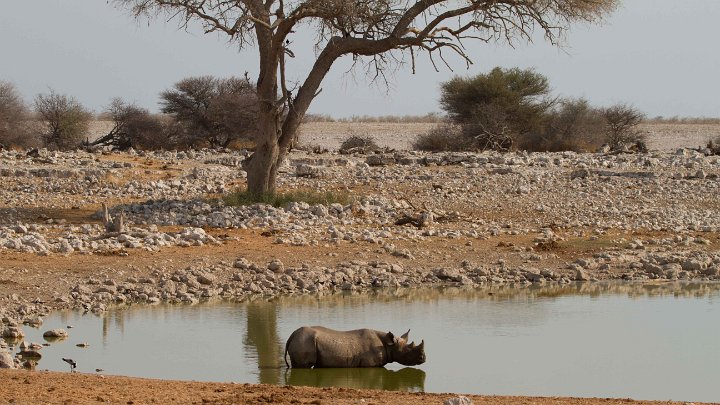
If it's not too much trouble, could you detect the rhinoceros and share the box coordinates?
[284,326,425,368]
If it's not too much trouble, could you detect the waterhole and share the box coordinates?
[14,282,720,402]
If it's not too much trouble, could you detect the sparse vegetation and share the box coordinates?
[439,67,553,152]
[0,81,39,149]
[92,98,167,150]
[416,68,646,153]
[304,113,444,124]
[647,116,720,124]
[412,124,469,152]
[708,136,720,155]
[524,98,607,152]
[223,189,349,208]
[160,75,258,149]
[117,0,616,194]
[339,135,380,154]
[602,104,646,150]
[34,90,92,150]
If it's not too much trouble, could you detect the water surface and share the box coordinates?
[15,282,720,403]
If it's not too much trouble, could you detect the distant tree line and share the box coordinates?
[2,71,718,154]
[0,75,258,151]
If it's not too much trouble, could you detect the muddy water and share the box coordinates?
[15,283,720,402]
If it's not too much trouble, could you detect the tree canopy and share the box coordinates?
[115,0,618,193]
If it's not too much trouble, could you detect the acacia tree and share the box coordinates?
[116,0,617,194]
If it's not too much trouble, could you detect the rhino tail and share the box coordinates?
[284,339,290,368]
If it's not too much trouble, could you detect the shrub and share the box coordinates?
[432,67,554,151]
[92,98,167,150]
[602,104,646,150]
[414,67,648,153]
[441,67,552,134]
[520,98,607,152]
[34,90,92,150]
[160,75,258,148]
[708,136,720,155]
[0,81,38,149]
[339,135,379,153]
[413,123,470,152]
[223,188,349,208]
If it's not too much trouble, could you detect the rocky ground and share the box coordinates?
[1,123,719,403]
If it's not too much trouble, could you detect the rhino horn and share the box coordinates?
[409,342,416,349]
[401,329,410,341]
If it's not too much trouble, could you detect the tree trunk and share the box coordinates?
[246,30,342,194]
[246,123,280,194]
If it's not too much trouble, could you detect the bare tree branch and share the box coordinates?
[113,0,618,193]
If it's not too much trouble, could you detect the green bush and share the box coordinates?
[440,67,553,151]
[414,67,647,153]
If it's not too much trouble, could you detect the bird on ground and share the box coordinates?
[62,358,76,372]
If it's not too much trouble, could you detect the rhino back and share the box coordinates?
[314,327,386,367]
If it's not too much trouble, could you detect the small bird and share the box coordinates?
[95,368,104,373]
[62,358,76,372]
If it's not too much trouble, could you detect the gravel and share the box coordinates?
[0,145,718,342]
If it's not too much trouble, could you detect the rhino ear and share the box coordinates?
[385,331,395,346]
[418,340,425,350]
[401,329,410,341]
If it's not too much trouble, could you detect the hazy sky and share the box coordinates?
[1,1,719,118]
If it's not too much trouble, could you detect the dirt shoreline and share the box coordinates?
[0,369,705,405]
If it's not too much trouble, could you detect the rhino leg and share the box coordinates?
[287,327,318,368]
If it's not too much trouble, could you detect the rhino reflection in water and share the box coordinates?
[284,326,426,368]
[285,366,426,392]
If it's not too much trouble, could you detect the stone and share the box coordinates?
[295,164,324,178]
[0,350,15,369]
[523,269,543,282]
[702,266,719,276]
[434,268,463,282]
[268,259,285,273]
[365,154,396,166]
[43,328,69,339]
[233,258,252,270]
[1,325,24,339]
[444,396,473,405]
[575,269,589,281]
[390,264,404,274]
[570,169,590,179]
[196,273,216,285]
[681,259,705,272]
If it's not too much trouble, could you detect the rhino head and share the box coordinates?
[384,329,426,366]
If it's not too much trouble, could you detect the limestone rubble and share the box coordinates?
[0,145,718,333]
